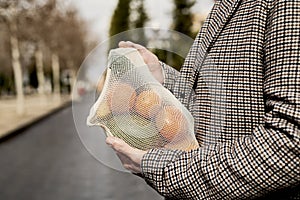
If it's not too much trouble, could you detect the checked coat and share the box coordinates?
[140,0,300,199]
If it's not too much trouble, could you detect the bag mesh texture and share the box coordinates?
[87,48,199,151]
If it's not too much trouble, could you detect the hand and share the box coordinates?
[106,136,147,174]
[119,41,164,84]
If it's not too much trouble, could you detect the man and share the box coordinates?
[106,0,300,199]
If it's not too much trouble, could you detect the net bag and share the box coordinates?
[87,48,199,151]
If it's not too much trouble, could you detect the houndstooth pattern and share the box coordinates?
[141,0,300,199]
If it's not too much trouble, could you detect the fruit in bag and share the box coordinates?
[87,48,199,151]
[155,105,187,141]
[108,83,136,113]
[134,89,162,118]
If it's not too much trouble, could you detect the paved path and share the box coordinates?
[0,94,70,138]
[0,99,163,200]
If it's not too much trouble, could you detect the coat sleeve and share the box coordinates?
[141,1,300,199]
[160,62,180,93]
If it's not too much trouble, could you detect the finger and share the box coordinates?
[128,42,145,50]
[117,153,139,172]
[106,136,146,161]
[119,41,145,50]
[118,41,136,48]
[105,136,115,146]
[118,41,129,48]
[106,136,131,153]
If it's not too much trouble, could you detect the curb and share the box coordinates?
[0,101,72,143]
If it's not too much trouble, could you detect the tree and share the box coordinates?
[38,0,88,96]
[130,0,149,45]
[164,0,196,70]
[55,7,88,95]
[0,23,12,95]
[19,1,52,95]
[0,0,35,115]
[109,0,132,49]
[131,0,148,28]
[172,0,196,37]
[0,0,89,100]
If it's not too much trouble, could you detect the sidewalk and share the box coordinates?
[0,94,71,139]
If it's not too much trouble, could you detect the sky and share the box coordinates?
[70,0,214,41]
[68,0,215,83]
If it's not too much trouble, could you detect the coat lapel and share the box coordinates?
[195,0,242,68]
[176,0,242,107]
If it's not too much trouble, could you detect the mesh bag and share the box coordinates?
[87,48,199,151]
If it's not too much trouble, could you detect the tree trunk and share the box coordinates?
[35,43,45,95]
[10,34,24,115]
[67,60,76,97]
[51,52,60,95]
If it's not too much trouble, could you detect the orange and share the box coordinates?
[134,90,162,118]
[108,83,136,113]
[155,106,187,141]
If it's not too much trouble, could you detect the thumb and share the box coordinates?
[106,136,130,153]
[105,136,115,146]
